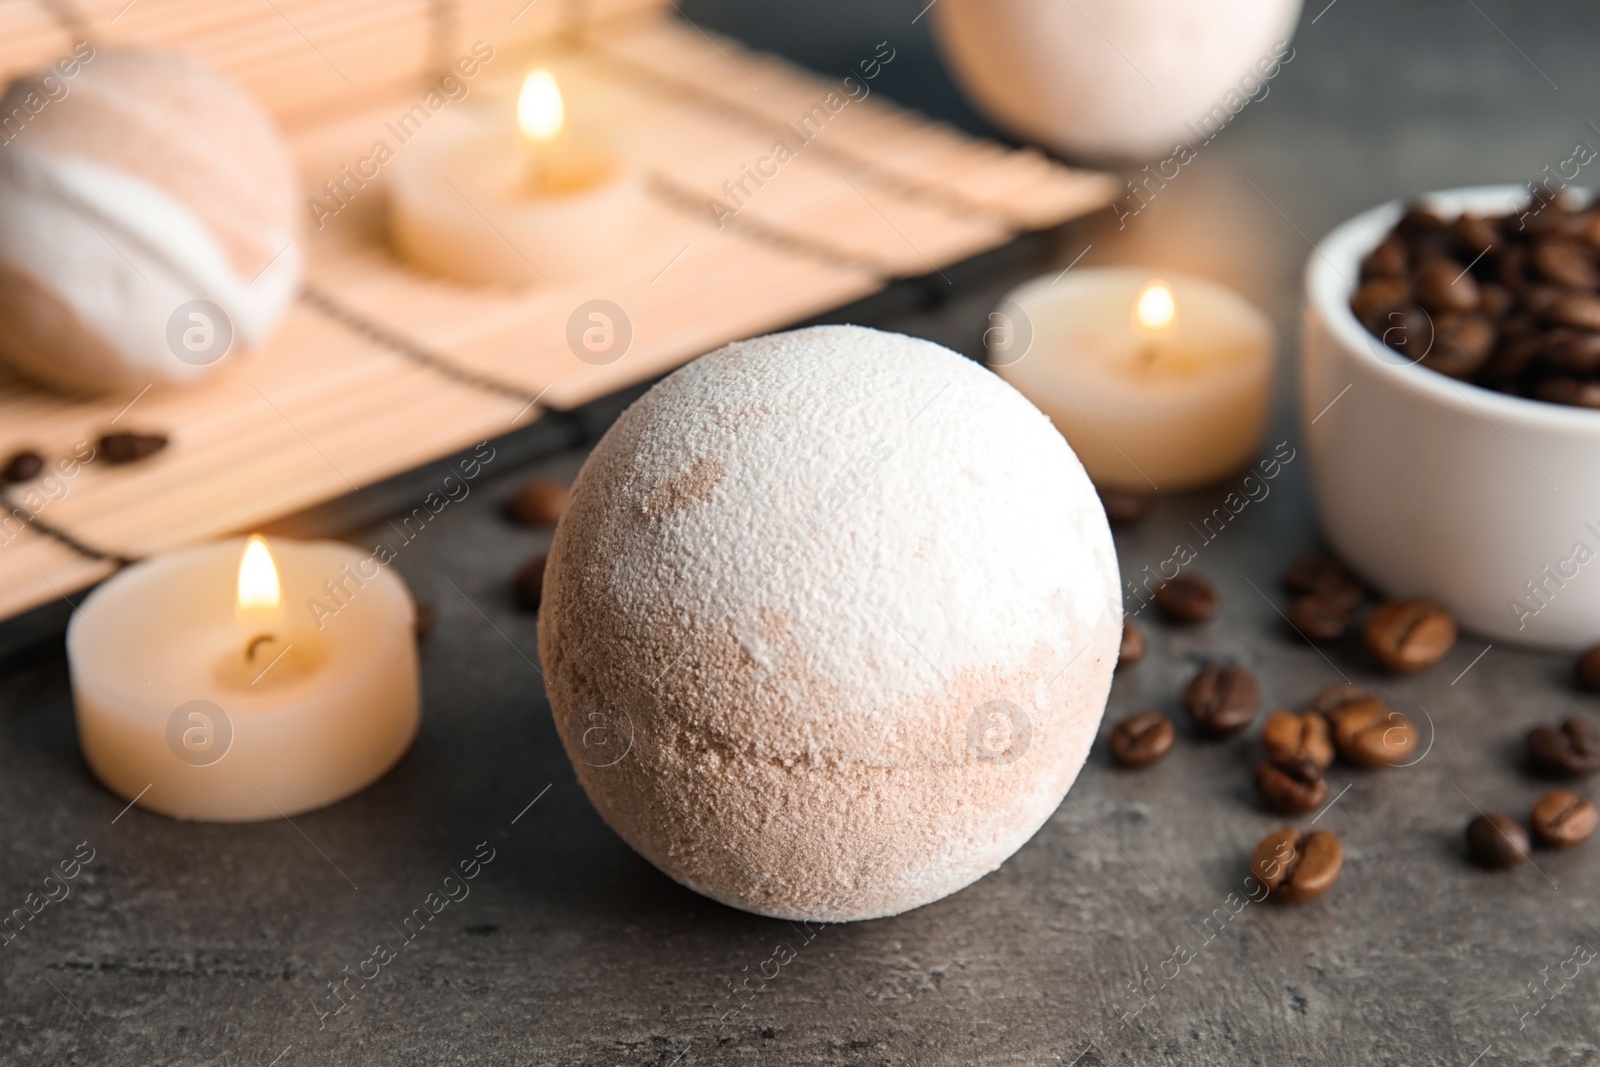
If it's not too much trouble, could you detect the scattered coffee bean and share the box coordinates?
[1530,789,1598,848]
[1255,759,1329,814]
[1308,682,1372,717]
[1329,698,1417,767]
[1251,827,1343,903]
[1153,575,1219,624]
[1466,813,1530,869]
[514,554,547,612]
[1365,599,1456,673]
[1287,592,1351,642]
[1281,553,1365,609]
[1576,644,1600,693]
[1097,487,1151,526]
[1526,717,1600,777]
[2,449,44,484]
[99,431,168,465]
[1263,710,1334,771]
[1183,663,1260,737]
[1117,620,1145,669]
[1108,712,1175,768]
[509,478,570,527]
[414,600,437,639]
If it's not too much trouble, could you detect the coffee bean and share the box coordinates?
[1537,329,1600,375]
[1527,201,1592,238]
[1,449,44,484]
[1422,313,1496,379]
[1357,204,1600,405]
[1577,645,1600,693]
[414,600,437,639]
[1533,238,1599,289]
[1251,827,1343,903]
[1365,599,1456,673]
[1282,553,1365,614]
[1361,236,1408,278]
[1108,712,1175,768]
[1263,710,1334,770]
[1578,212,1600,248]
[1283,552,1362,600]
[1523,284,1566,317]
[509,478,570,527]
[1478,282,1515,318]
[1452,213,1500,257]
[1351,277,1411,327]
[1466,813,1530,868]
[1098,487,1151,526]
[1329,698,1417,767]
[1308,682,1373,717]
[1415,258,1479,313]
[1481,332,1542,388]
[1530,789,1597,848]
[1153,575,1219,624]
[1255,759,1329,814]
[1183,663,1260,737]
[1498,244,1531,291]
[1526,717,1600,777]
[1379,305,1435,359]
[1287,592,1351,642]
[1117,620,1145,669]
[1545,293,1600,331]
[514,554,547,613]
[1533,376,1600,409]
[1396,205,1449,242]
[99,431,168,465]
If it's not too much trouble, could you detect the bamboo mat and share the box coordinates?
[0,7,1117,623]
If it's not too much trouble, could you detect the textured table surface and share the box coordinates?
[4,1,1600,1064]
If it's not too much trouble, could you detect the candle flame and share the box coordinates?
[517,69,564,142]
[237,535,282,612]
[1134,280,1177,333]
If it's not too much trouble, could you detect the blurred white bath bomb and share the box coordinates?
[539,325,1121,922]
[931,0,1302,159]
[0,49,301,393]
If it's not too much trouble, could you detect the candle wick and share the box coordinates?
[245,633,277,663]
[1140,341,1160,369]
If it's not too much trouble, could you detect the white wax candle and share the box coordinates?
[389,68,644,286]
[68,537,420,822]
[993,268,1274,491]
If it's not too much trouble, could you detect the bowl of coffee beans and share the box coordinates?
[1302,185,1600,649]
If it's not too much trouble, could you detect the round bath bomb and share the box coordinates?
[539,325,1121,921]
[0,49,301,393]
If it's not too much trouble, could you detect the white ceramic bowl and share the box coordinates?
[930,0,1303,159]
[1303,184,1600,651]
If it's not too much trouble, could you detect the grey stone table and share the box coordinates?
[4,0,1599,1063]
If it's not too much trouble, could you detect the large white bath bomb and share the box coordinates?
[0,49,301,393]
[539,326,1120,921]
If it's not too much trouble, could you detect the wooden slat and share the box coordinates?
[0,12,1113,622]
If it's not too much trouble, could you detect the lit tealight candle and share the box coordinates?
[389,67,644,285]
[992,267,1275,491]
[68,537,420,822]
